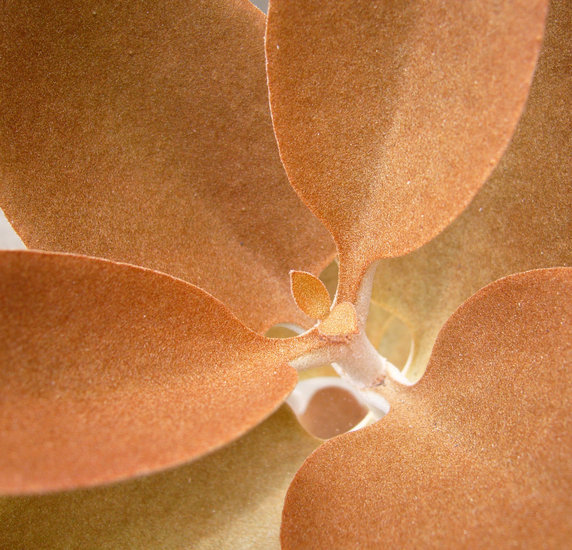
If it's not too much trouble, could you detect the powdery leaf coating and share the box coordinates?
[318,302,358,337]
[282,268,572,549]
[0,0,334,333]
[266,0,548,301]
[0,251,299,493]
[0,406,319,549]
[372,0,571,381]
[290,270,332,320]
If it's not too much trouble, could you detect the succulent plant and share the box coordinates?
[0,0,569,548]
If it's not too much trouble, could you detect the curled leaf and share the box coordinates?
[297,386,369,440]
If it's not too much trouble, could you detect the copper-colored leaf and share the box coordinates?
[0,250,298,493]
[0,0,334,333]
[318,302,358,337]
[282,268,571,548]
[298,386,368,440]
[290,270,332,320]
[0,405,320,549]
[266,0,547,300]
[372,0,571,381]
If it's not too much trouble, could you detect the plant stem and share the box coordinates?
[283,260,411,388]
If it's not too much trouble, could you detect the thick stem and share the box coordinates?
[337,330,411,387]
[344,260,379,325]
[289,328,411,389]
[284,260,411,388]
[336,330,394,387]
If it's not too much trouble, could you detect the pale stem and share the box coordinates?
[344,260,379,325]
[289,260,412,389]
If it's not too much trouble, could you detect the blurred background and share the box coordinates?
[252,0,268,12]
[0,211,23,250]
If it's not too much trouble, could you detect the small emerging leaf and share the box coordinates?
[318,302,358,337]
[290,270,332,320]
[283,268,571,548]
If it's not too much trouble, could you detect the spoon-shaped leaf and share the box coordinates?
[0,0,334,332]
[0,250,298,493]
[282,267,571,548]
[266,0,548,299]
[372,0,571,381]
[0,406,319,549]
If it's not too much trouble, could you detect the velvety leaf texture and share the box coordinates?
[266,0,548,301]
[0,406,320,549]
[0,251,297,493]
[0,0,568,548]
[282,268,572,549]
[372,0,571,381]
[0,0,334,332]
[290,270,332,320]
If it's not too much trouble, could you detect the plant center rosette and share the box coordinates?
[0,0,570,548]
